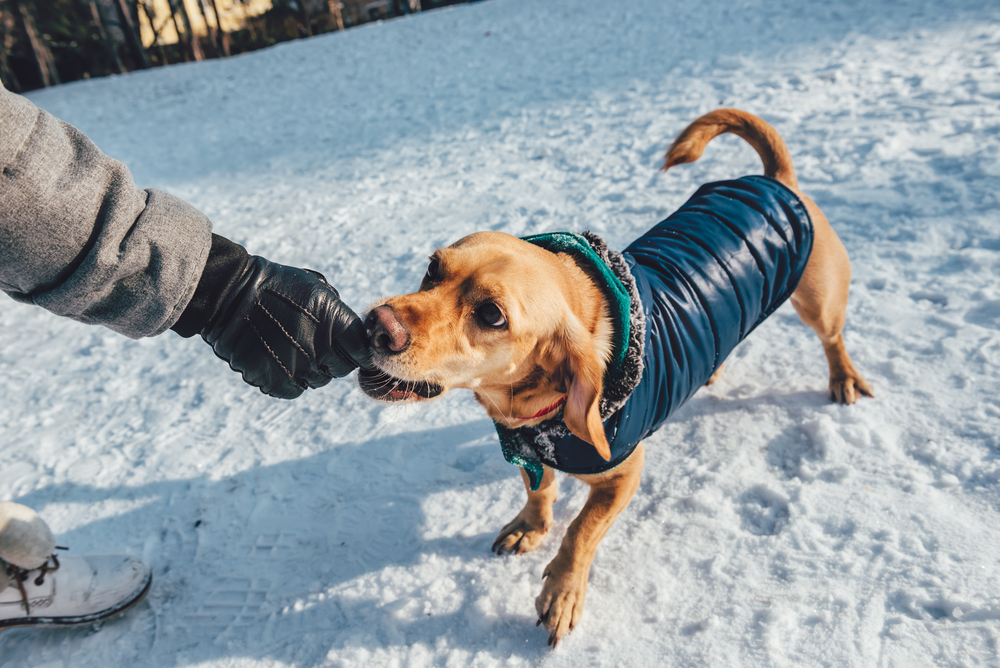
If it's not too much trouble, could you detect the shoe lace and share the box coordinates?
[4,546,67,616]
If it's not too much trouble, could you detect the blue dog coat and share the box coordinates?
[496,175,815,490]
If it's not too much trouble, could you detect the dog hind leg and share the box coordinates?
[790,197,874,404]
[705,362,726,385]
[662,109,872,404]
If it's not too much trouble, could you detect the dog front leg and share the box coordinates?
[536,444,645,647]
[493,465,557,556]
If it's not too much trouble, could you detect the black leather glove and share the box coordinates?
[172,235,372,399]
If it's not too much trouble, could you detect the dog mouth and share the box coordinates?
[358,368,444,402]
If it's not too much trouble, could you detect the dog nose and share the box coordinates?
[365,305,410,354]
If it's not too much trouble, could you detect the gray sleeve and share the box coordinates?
[0,85,212,339]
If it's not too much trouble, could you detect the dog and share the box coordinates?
[358,109,873,646]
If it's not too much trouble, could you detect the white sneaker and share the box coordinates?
[0,553,151,629]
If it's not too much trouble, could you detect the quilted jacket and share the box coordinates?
[516,175,815,480]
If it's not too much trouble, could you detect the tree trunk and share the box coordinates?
[327,0,342,31]
[169,0,202,61]
[16,0,60,87]
[298,0,312,37]
[187,0,212,57]
[196,0,220,57]
[180,0,203,60]
[0,50,19,92]
[207,0,229,56]
[116,0,150,68]
[138,0,169,65]
[89,0,127,73]
[164,0,188,61]
[0,1,22,91]
[237,0,257,43]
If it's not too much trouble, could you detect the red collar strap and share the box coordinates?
[517,396,567,420]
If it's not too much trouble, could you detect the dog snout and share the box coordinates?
[365,305,411,355]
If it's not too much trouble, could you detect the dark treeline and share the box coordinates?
[0,0,470,92]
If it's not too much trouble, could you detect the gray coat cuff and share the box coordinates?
[0,85,212,338]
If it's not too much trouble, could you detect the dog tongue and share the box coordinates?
[388,386,414,401]
[358,368,442,402]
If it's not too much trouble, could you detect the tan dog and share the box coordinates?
[359,109,873,646]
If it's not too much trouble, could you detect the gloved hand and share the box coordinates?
[172,235,372,399]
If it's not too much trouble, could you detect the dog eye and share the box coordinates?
[475,302,507,329]
[423,257,440,285]
[426,258,439,280]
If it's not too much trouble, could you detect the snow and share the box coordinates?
[2,0,1000,665]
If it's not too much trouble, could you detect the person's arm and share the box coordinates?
[0,84,211,338]
[0,84,370,397]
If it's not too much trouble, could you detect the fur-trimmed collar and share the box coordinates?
[494,231,646,490]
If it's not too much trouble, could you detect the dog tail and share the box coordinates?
[662,109,799,190]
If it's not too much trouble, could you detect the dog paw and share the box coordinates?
[535,560,587,647]
[492,512,550,556]
[829,373,874,404]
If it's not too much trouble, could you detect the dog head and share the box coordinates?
[358,231,613,460]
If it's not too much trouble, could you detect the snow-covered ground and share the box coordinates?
[3,0,1000,665]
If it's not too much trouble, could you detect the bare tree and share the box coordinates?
[327,0,342,30]
[163,0,187,60]
[0,0,22,91]
[88,0,127,73]
[15,0,59,87]
[235,0,258,43]
[138,0,169,64]
[394,0,419,14]
[168,0,202,61]
[116,0,151,68]
[297,0,312,37]
[187,0,214,55]
[206,0,229,56]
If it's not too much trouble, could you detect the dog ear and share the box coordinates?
[558,321,612,461]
